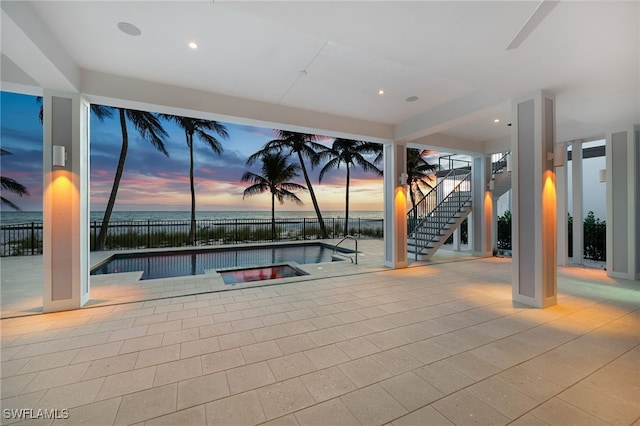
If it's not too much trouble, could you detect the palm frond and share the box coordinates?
[318,157,341,183]
[1,176,29,196]
[243,182,269,199]
[195,129,223,154]
[91,104,114,121]
[1,196,22,211]
[241,152,305,206]
[275,188,304,206]
[125,109,169,157]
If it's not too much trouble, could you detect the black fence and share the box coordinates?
[1,216,608,261]
[0,218,384,256]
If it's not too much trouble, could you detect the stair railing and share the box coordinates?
[409,171,472,259]
[334,235,358,264]
[407,168,469,234]
[438,154,471,172]
[492,152,511,176]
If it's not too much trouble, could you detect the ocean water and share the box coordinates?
[1,210,383,226]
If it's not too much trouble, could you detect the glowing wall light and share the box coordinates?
[52,145,66,168]
[546,144,565,167]
[399,172,408,187]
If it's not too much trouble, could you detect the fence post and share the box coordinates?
[235,219,238,243]
[31,222,35,255]
[147,220,151,248]
[303,218,306,240]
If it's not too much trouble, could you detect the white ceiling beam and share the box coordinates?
[408,133,486,156]
[81,70,395,144]
[394,91,506,143]
[1,2,79,92]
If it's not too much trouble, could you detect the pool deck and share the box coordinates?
[0,240,476,319]
[0,243,638,425]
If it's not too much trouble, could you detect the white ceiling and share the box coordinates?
[2,1,638,149]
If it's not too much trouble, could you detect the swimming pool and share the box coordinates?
[90,243,350,280]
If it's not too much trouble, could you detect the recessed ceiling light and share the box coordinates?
[378,89,385,95]
[493,118,501,123]
[188,42,198,49]
[117,22,141,36]
[406,96,419,102]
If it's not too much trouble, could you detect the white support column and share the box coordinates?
[471,155,493,257]
[383,142,408,268]
[511,90,557,308]
[43,90,90,312]
[606,126,639,280]
[492,197,498,253]
[556,143,568,266]
[467,212,473,250]
[452,227,461,251]
[571,141,584,265]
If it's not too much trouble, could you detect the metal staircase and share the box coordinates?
[489,152,512,199]
[407,169,472,260]
[406,152,511,261]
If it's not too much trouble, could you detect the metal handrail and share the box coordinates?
[334,235,358,264]
[492,151,511,175]
[409,171,472,259]
[438,154,471,171]
[407,168,459,234]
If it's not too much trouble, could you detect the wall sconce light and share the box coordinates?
[546,144,565,167]
[399,172,408,186]
[599,169,606,183]
[52,145,66,168]
[489,178,495,191]
[506,153,512,172]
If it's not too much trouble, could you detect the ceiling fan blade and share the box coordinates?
[507,0,560,50]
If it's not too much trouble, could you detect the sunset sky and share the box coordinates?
[1,91,384,213]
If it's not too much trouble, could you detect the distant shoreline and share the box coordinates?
[1,210,384,226]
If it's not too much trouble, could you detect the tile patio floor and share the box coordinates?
[0,243,638,425]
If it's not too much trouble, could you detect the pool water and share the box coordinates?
[90,243,345,280]
[219,265,306,284]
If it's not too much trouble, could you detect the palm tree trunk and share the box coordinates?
[97,109,128,250]
[410,184,418,223]
[344,165,350,236]
[188,132,196,245]
[296,151,327,238]
[271,192,276,241]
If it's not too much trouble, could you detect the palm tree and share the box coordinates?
[161,115,228,245]
[406,148,437,223]
[96,108,168,250]
[248,130,329,238]
[318,139,382,236]
[241,152,306,241]
[1,149,30,211]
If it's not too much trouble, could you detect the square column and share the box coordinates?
[471,155,493,257]
[383,142,408,268]
[571,141,584,265]
[556,143,568,266]
[42,90,90,312]
[452,227,461,251]
[511,91,557,308]
[606,126,639,280]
